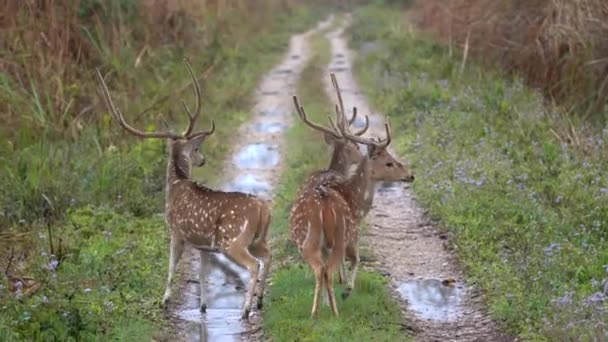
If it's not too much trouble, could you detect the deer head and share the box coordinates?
[341,119,415,183]
[293,73,369,176]
[95,59,216,179]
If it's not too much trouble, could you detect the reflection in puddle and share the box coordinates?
[397,279,464,321]
[179,253,250,342]
[275,69,293,74]
[377,181,403,193]
[329,67,348,73]
[260,108,286,117]
[233,143,279,169]
[224,174,272,197]
[252,121,286,133]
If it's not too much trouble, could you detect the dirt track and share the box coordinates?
[167,13,512,342]
[165,16,334,342]
[321,16,513,342]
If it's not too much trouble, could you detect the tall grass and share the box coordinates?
[411,0,608,121]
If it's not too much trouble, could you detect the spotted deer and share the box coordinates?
[95,60,271,320]
[290,109,410,317]
[296,74,415,287]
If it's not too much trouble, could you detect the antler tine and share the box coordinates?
[340,115,391,149]
[95,68,181,140]
[293,95,342,139]
[330,73,346,131]
[348,106,357,125]
[181,58,202,137]
[353,110,370,136]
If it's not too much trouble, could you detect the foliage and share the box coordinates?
[0,1,332,339]
[411,0,608,120]
[350,4,608,340]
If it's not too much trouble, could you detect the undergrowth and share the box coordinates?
[350,3,608,340]
[0,2,331,340]
[263,25,408,342]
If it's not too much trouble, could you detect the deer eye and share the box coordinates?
[386,162,394,167]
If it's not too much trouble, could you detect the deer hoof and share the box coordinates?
[200,303,207,313]
[241,308,250,320]
[342,287,352,300]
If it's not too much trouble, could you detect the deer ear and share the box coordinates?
[323,132,336,144]
[187,133,208,150]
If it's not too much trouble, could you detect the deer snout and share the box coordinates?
[402,174,415,183]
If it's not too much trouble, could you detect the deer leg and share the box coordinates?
[199,250,209,312]
[324,267,339,316]
[342,243,359,300]
[249,241,271,310]
[249,209,272,310]
[338,261,346,285]
[225,245,261,320]
[162,236,185,307]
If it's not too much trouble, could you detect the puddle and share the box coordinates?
[329,67,349,73]
[233,143,279,169]
[252,121,286,134]
[260,108,286,117]
[179,254,250,342]
[377,181,404,193]
[224,174,272,197]
[275,69,293,74]
[396,279,465,322]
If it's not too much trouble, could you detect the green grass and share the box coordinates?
[0,4,331,340]
[263,27,408,342]
[349,3,608,340]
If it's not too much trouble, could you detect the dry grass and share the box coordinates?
[412,0,608,119]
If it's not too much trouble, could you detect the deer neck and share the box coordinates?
[327,143,349,175]
[343,155,375,218]
[166,144,191,195]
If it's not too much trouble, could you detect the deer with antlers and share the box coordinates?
[290,74,414,317]
[95,59,271,320]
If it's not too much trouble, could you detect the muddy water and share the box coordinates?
[322,17,511,342]
[169,16,335,342]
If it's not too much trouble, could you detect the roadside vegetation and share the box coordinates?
[263,27,408,342]
[0,0,331,339]
[413,0,608,120]
[350,2,608,340]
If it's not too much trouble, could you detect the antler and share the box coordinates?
[331,73,369,136]
[330,73,347,131]
[341,117,392,150]
[293,95,342,140]
[181,59,202,137]
[96,58,214,140]
[350,107,369,136]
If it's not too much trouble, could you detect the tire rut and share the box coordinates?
[166,16,335,342]
[321,15,514,342]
